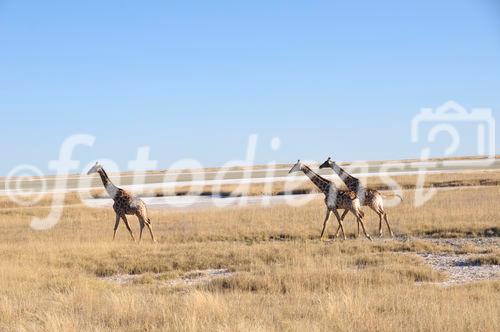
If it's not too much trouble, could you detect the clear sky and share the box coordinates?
[1,0,499,175]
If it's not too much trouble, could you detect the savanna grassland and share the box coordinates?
[0,175,499,331]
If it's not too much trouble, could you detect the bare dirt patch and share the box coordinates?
[415,237,499,287]
[101,273,142,285]
[166,269,234,287]
[101,269,235,288]
[417,253,499,287]
[422,237,499,250]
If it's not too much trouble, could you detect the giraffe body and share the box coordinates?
[113,190,147,217]
[88,163,156,242]
[325,187,359,212]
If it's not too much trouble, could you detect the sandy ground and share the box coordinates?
[417,252,499,287]
[415,237,499,287]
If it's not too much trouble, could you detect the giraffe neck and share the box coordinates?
[301,165,333,194]
[331,163,361,192]
[98,169,119,199]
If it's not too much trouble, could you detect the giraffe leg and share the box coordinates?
[354,208,365,239]
[145,219,156,242]
[378,211,384,237]
[383,213,395,238]
[139,226,144,242]
[334,210,349,238]
[354,211,372,241]
[113,214,121,241]
[332,210,347,240]
[137,214,156,243]
[357,219,360,238]
[370,204,384,237]
[136,213,146,243]
[320,208,332,239]
[121,216,136,242]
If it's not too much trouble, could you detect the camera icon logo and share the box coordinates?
[411,101,496,164]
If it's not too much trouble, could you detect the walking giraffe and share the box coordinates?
[320,157,402,238]
[289,160,372,240]
[87,162,156,242]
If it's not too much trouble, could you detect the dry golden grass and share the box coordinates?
[0,184,499,330]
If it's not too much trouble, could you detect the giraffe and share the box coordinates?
[289,160,372,240]
[87,162,156,242]
[319,157,402,238]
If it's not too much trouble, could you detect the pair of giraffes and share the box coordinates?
[289,158,401,241]
[88,157,400,243]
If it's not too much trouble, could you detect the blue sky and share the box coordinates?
[1,0,499,175]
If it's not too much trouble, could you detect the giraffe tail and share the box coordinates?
[381,193,403,202]
[359,210,365,219]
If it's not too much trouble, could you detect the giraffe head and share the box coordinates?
[288,160,303,174]
[319,157,336,170]
[87,162,103,175]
